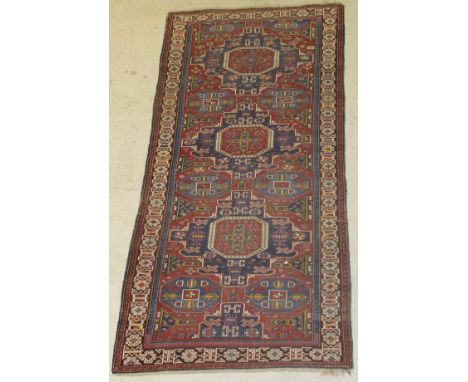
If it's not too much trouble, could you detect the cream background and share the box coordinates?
[110,1,357,381]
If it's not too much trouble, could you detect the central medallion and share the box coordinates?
[207,216,268,259]
[215,123,274,158]
[223,47,279,75]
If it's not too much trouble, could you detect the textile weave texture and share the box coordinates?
[113,4,352,373]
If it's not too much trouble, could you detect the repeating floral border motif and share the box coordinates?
[113,4,351,372]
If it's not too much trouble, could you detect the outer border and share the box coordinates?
[112,3,352,373]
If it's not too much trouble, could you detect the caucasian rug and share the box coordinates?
[113,4,352,373]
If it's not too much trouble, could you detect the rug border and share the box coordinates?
[112,2,352,373]
[111,9,176,373]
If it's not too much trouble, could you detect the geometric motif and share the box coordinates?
[169,190,312,286]
[223,47,279,75]
[113,4,351,373]
[160,277,221,312]
[187,89,236,114]
[259,88,310,111]
[184,109,310,176]
[207,216,268,259]
[200,303,262,339]
[177,174,231,198]
[246,277,309,313]
[215,123,274,158]
[254,171,311,198]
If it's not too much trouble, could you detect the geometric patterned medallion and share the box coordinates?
[160,277,221,312]
[223,47,280,75]
[215,123,274,158]
[207,216,268,259]
[246,277,309,313]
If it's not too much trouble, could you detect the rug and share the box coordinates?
[113,3,352,372]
